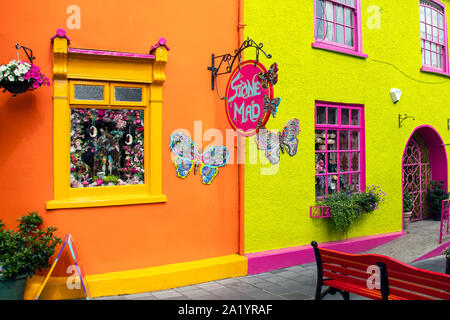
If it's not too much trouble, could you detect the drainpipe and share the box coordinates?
[237,0,246,256]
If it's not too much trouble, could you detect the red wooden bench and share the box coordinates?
[311,241,450,300]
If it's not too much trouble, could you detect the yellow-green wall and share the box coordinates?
[243,0,450,254]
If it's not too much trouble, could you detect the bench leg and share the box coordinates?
[316,286,350,300]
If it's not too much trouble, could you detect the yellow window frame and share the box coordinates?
[110,82,147,107]
[47,36,168,209]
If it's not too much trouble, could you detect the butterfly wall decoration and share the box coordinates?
[255,118,301,165]
[257,62,278,89]
[263,95,281,119]
[169,132,230,185]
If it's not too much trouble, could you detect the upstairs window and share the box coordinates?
[420,0,448,73]
[313,0,367,58]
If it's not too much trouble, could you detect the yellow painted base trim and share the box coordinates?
[24,254,248,300]
[46,194,167,209]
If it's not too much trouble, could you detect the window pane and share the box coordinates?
[433,27,438,42]
[345,27,354,46]
[426,25,432,40]
[432,10,437,27]
[351,152,360,171]
[420,23,426,38]
[432,52,437,67]
[316,0,324,18]
[74,85,104,101]
[438,13,444,28]
[325,1,333,20]
[431,42,436,53]
[425,50,431,65]
[328,130,338,151]
[70,108,145,188]
[317,106,327,124]
[315,153,326,174]
[351,173,360,192]
[315,176,326,198]
[351,109,359,125]
[328,153,338,173]
[336,25,345,44]
[316,19,325,39]
[339,174,351,193]
[420,6,425,22]
[346,0,355,7]
[325,21,335,41]
[328,175,339,195]
[426,8,431,24]
[339,152,350,172]
[339,130,349,150]
[344,8,353,26]
[341,108,350,125]
[114,87,143,102]
[328,107,338,124]
[422,48,425,65]
[439,30,444,44]
[335,5,344,24]
[315,130,327,151]
[350,131,360,150]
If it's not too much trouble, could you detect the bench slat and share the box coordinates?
[322,254,372,272]
[323,270,372,290]
[388,278,450,300]
[386,268,450,292]
[323,279,385,300]
[323,262,373,281]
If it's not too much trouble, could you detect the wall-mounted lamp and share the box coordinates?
[390,88,402,104]
[399,114,415,128]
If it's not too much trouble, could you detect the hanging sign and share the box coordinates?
[225,60,273,137]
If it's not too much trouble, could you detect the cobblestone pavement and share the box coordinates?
[95,220,449,301]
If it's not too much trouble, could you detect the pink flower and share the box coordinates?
[96,179,104,186]
[82,181,89,186]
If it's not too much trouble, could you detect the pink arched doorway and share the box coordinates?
[402,125,448,223]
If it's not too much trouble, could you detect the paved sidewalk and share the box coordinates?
[95,256,448,301]
[95,220,449,301]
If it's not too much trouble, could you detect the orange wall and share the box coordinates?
[0,0,240,276]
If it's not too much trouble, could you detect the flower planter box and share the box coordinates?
[0,274,27,300]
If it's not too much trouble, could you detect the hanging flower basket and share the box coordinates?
[0,60,49,96]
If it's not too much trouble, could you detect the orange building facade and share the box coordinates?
[0,0,247,299]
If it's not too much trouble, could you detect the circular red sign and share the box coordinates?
[225,60,273,137]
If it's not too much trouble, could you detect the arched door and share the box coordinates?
[402,135,431,221]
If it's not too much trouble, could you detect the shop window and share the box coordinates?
[313,0,367,58]
[70,108,145,188]
[315,102,365,199]
[47,33,168,209]
[420,0,449,74]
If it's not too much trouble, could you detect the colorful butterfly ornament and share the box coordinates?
[254,118,301,165]
[169,132,230,185]
[257,63,279,89]
[263,95,281,118]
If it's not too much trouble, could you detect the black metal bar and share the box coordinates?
[311,241,325,300]
[399,114,415,128]
[207,38,272,99]
[15,44,35,64]
[376,262,390,300]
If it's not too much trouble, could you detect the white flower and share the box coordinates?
[18,64,29,74]
[18,76,24,82]
[8,75,14,82]
[13,69,20,76]
[0,65,6,72]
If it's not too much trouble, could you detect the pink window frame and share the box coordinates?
[312,0,368,58]
[314,101,366,199]
[419,0,450,75]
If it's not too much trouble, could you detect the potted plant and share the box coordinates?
[443,246,450,275]
[426,181,449,221]
[0,59,49,95]
[0,212,62,300]
[403,191,414,229]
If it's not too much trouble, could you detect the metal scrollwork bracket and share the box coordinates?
[399,114,415,128]
[15,44,35,64]
[207,38,272,100]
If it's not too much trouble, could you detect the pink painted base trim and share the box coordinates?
[245,231,406,274]
[412,240,450,263]
[68,48,155,59]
